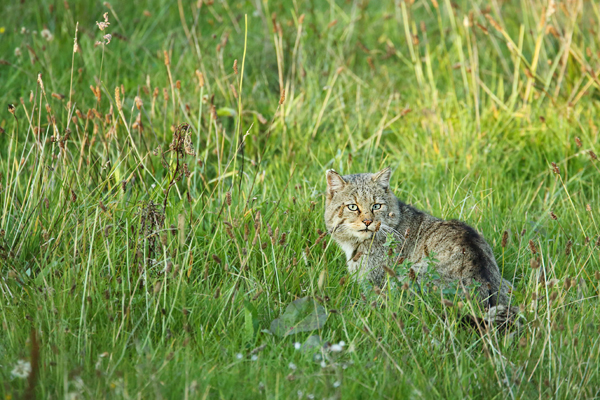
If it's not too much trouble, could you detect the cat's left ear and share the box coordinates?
[326,169,346,196]
[372,167,392,190]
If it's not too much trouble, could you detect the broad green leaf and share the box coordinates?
[270,297,328,337]
[216,107,237,117]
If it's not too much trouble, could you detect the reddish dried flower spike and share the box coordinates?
[529,239,537,254]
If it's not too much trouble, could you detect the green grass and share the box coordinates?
[1,0,600,398]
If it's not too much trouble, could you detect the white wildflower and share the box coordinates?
[11,360,31,379]
[14,47,21,57]
[333,380,341,388]
[41,29,54,41]
[294,342,301,350]
[320,361,326,368]
[330,344,343,352]
[96,21,110,31]
[236,353,243,360]
[288,362,297,370]
[251,354,258,361]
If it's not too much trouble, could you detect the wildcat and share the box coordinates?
[324,167,518,327]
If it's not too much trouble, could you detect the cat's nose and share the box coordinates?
[363,219,372,226]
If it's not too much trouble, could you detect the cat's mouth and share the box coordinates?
[357,228,375,238]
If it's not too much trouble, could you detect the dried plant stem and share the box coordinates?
[232,14,248,192]
[310,68,341,139]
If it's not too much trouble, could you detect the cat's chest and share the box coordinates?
[338,241,357,261]
[339,240,389,262]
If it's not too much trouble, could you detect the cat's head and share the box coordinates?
[324,168,400,243]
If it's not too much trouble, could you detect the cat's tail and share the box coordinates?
[462,279,523,332]
[461,305,522,333]
[483,304,522,331]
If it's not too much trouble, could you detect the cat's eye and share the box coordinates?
[372,204,382,210]
[347,204,359,211]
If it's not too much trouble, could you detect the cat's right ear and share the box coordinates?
[326,170,346,197]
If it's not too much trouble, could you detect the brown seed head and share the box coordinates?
[254,210,261,231]
[408,267,416,281]
[590,151,598,161]
[550,211,558,220]
[575,137,582,147]
[212,254,222,264]
[115,87,122,111]
[383,265,397,278]
[551,162,560,175]
[485,14,503,32]
[586,204,592,212]
[233,59,238,75]
[37,74,46,95]
[279,89,285,105]
[153,281,162,295]
[373,221,381,232]
[565,240,572,256]
[501,231,508,248]
[163,50,170,66]
[230,84,238,99]
[195,70,205,87]
[529,239,537,254]
[530,258,540,269]
[225,191,231,206]
[279,232,287,246]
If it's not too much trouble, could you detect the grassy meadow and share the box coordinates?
[1,0,600,398]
